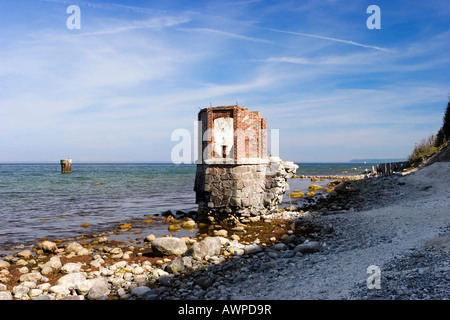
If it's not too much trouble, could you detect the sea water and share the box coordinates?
[0,162,373,253]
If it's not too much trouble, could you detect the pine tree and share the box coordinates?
[435,95,450,147]
[443,97,450,142]
[435,127,444,147]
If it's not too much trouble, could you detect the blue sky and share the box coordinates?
[1,0,449,162]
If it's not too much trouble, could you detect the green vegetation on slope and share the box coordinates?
[408,95,450,167]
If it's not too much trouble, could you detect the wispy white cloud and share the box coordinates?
[259,52,380,65]
[18,15,191,43]
[75,15,191,37]
[1,0,449,162]
[43,0,169,15]
[221,0,264,5]
[177,27,273,44]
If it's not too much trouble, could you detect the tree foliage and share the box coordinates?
[408,134,438,166]
[408,94,450,167]
[443,98,450,142]
[435,96,450,147]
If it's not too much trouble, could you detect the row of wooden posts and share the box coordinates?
[370,161,409,176]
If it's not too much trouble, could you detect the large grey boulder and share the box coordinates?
[86,277,110,300]
[61,262,82,274]
[165,257,185,273]
[186,237,221,260]
[64,242,89,255]
[65,242,84,254]
[293,241,321,254]
[151,237,188,256]
[41,256,62,275]
[130,286,152,299]
[56,272,87,289]
[244,244,262,255]
[19,272,42,282]
[37,240,58,253]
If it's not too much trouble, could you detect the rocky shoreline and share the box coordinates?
[0,209,320,300]
[1,162,449,300]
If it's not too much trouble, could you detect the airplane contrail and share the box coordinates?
[257,26,390,52]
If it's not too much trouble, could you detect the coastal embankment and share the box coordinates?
[0,154,449,300]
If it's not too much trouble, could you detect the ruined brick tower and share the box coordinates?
[194,105,298,222]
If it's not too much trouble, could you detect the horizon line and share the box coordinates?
[0,159,406,164]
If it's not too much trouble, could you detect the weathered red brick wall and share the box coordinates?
[198,105,267,161]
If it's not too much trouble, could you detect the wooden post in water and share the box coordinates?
[60,158,72,173]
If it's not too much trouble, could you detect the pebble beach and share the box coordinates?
[0,160,449,301]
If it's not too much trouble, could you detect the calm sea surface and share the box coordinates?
[0,162,374,253]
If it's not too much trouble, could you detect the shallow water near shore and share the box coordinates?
[0,162,373,255]
[0,163,197,253]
